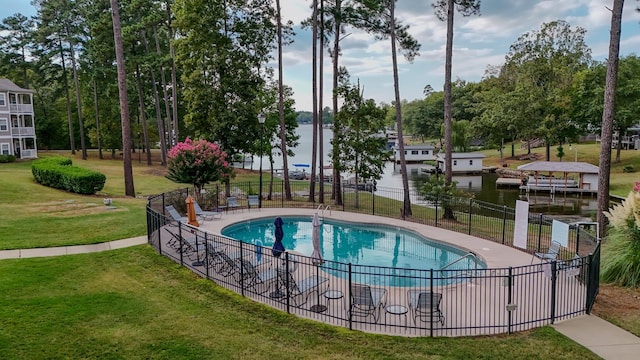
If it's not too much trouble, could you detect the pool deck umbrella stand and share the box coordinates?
[309,213,327,313]
[270,217,286,299]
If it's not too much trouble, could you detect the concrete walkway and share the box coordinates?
[0,235,147,260]
[1,234,639,359]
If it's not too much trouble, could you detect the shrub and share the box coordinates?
[602,182,640,287]
[32,157,106,195]
[0,154,16,163]
[623,165,635,173]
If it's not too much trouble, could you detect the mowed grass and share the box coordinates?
[0,246,600,360]
[0,151,260,250]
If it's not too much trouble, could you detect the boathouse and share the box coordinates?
[517,161,599,192]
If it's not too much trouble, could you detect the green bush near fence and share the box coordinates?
[0,154,16,163]
[31,157,106,195]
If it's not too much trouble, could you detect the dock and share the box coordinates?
[496,178,521,188]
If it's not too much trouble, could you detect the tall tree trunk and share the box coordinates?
[318,0,325,204]
[390,1,411,217]
[309,0,318,203]
[92,78,103,159]
[69,39,87,160]
[332,0,342,205]
[276,0,291,200]
[144,31,166,166]
[443,0,454,186]
[167,2,179,147]
[110,0,135,197]
[59,38,75,154]
[135,64,151,166]
[597,0,624,239]
[155,27,172,158]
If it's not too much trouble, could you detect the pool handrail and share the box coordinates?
[440,251,478,277]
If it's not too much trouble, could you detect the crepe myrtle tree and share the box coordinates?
[166,138,233,197]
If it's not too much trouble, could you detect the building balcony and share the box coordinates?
[9,104,33,113]
[11,127,35,136]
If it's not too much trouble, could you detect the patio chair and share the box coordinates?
[206,245,239,277]
[248,195,260,210]
[227,197,240,212]
[193,201,222,221]
[164,228,205,263]
[349,284,387,323]
[165,205,187,224]
[407,290,445,326]
[275,267,329,306]
[236,258,277,294]
[531,241,561,264]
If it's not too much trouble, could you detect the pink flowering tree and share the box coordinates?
[166,138,233,195]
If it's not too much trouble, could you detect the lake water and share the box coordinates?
[253,124,596,218]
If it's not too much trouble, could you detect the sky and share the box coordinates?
[2,0,639,112]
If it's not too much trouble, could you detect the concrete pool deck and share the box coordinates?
[1,209,639,359]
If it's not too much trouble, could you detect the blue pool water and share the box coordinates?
[221,216,485,287]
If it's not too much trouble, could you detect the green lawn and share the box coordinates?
[0,147,637,358]
[0,247,600,360]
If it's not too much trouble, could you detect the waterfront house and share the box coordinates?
[0,79,37,159]
[394,143,436,164]
[435,152,486,174]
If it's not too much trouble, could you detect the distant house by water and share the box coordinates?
[394,143,436,164]
[435,152,486,174]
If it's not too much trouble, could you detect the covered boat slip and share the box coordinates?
[516,161,599,195]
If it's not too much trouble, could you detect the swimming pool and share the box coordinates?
[221,216,486,286]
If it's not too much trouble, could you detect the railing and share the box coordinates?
[440,252,478,278]
[11,127,35,136]
[146,184,601,337]
[9,104,33,113]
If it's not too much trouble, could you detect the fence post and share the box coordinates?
[204,233,210,280]
[550,261,557,324]
[239,242,245,297]
[575,225,581,255]
[507,267,513,334]
[429,268,434,337]
[178,223,184,267]
[435,195,439,228]
[284,252,291,313]
[468,198,473,235]
[372,187,375,216]
[348,263,353,331]
[537,213,543,251]
[502,206,507,244]
[342,182,346,212]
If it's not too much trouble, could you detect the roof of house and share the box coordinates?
[397,143,435,150]
[517,161,599,174]
[436,152,487,160]
[0,79,33,93]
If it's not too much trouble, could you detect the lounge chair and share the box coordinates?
[193,201,222,220]
[248,195,260,210]
[165,228,205,263]
[349,284,387,323]
[165,205,187,224]
[407,290,445,325]
[275,267,329,306]
[236,258,277,293]
[531,241,561,264]
[227,197,240,212]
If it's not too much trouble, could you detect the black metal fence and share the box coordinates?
[146,182,601,337]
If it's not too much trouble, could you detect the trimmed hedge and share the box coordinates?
[32,157,106,195]
[0,154,16,163]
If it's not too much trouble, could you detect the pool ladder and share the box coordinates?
[315,204,331,220]
[440,251,479,278]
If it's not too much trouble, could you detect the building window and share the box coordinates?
[404,150,407,155]
[1,144,9,155]
[422,150,430,155]
[0,118,7,131]
[453,160,457,166]
[469,160,473,165]
[411,150,419,155]
[0,94,5,106]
